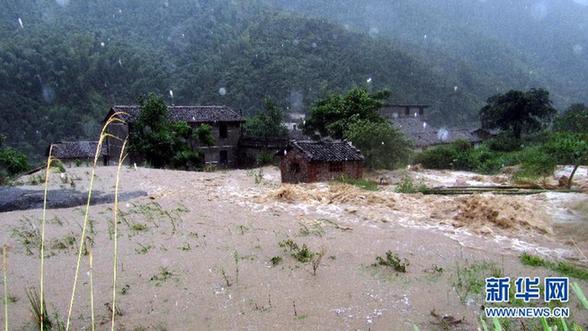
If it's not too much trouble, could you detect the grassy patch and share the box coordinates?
[130,223,148,232]
[279,239,316,263]
[520,253,588,281]
[135,243,152,255]
[49,235,76,251]
[11,218,41,256]
[335,176,378,191]
[298,222,325,237]
[178,242,191,251]
[454,261,502,303]
[149,267,176,286]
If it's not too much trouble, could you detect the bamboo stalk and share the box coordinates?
[111,139,127,331]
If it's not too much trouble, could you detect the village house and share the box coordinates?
[49,141,108,167]
[378,104,492,150]
[104,105,244,167]
[278,140,364,183]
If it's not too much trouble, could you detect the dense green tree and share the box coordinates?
[128,94,213,169]
[304,88,389,139]
[554,104,588,134]
[344,120,411,170]
[305,87,412,169]
[243,99,288,139]
[480,88,557,139]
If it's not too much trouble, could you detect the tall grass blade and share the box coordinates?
[492,318,503,331]
[572,282,588,310]
[111,139,128,331]
[89,247,94,331]
[540,317,553,331]
[40,144,54,331]
[479,317,489,331]
[3,245,8,331]
[65,114,124,330]
[26,288,51,330]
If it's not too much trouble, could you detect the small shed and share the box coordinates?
[279,140,364,183]
[50,141,108,167]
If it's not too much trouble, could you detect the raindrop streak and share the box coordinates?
[42,86,56,104]
[219,87,227,96]
[366,77,372,83]
[100,42,105,47]
[18,18,24,29]
[169,90,174,98]
[437,128,449,142]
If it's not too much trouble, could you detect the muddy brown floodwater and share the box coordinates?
[1,166,587,330]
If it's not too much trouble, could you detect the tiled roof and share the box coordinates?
[51,141,107,159]
[109,105,244,123]
[393,118,482,147]
[289,140,364,162]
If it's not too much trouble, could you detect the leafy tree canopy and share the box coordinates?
[128,93,213,169]
[304,88,389,139]
[305,87,411,169]
[554,104,588,134]
[243,98,288,139]
[344,120,411,170]
[0,135,29,183]
[480,88,557,139]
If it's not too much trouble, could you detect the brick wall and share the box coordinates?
[280,149,364,183]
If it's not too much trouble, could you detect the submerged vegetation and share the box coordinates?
[372,251,409,273]
[520,253,588,281]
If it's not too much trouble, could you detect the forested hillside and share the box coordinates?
[266,0,588,108]
[1,0,586,160]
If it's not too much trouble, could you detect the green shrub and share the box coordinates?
[51,159,66,173]
[414,140,477,171]
[515,146,556,179]
[0,147,29,175]
[414,145,456,170]
[0,147,30,183]
[395,176,428,193]
[256,151,275,166]
[486,133,522,152]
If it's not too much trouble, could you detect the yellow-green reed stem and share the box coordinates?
[66,114,125,331]
[40,144,53,331]
[3,245,8,331]
[111,139,127,331]
[89,246,94,331]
